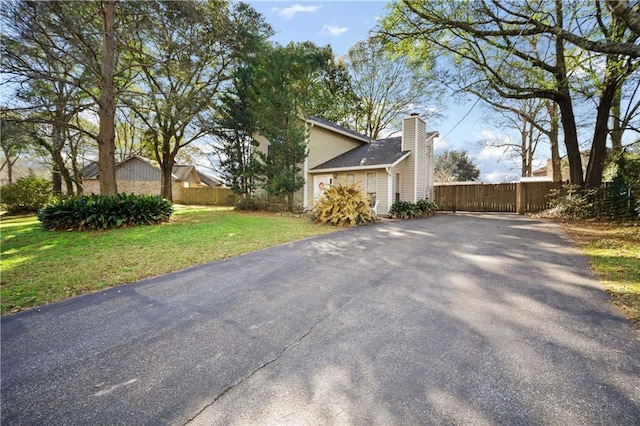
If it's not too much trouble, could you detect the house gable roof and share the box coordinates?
[171,164,199,182]
[196,170,225,187]
[310,130,439,173]
[306,116,372,144]
[310,137,409,172]
[82,161,100,179]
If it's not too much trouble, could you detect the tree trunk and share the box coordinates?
[585,75,618,188]
[556,93,584,186]
[97,0,118,196]
[552,7,584,187]
[548,102,562,182]
[160,135,174,201]
[7,159,13,184]
[520,117,527,177]
[610,87,623,154]
[161,165,173,201]
[52,113,64,194]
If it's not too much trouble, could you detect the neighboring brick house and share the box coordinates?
[82,155,223,198]
[255,114,438,215]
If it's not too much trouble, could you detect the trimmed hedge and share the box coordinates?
[38,193,173,231]
[389,199,438,219]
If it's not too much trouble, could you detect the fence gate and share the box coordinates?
[433,182,562,214]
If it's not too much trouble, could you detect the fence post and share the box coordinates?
[453,185,458,212]
[516,183,524,214]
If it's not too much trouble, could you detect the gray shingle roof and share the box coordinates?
[82,161,100,179]
[311,137,410,171]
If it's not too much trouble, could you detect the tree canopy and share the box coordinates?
[379,0,640,188]
[434,149,481,182]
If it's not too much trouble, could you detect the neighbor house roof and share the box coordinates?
[81,161,100,179]
[307,116,372,144]
[82,155,200,182]
[172,164,197,181]
[310,137,410,172]
[196,170,225,187]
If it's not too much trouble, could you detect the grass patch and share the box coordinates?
[561,221,640,330]
[1,206,337,314]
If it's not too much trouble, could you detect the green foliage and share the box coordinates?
[547,152,640,221]
[38,193,173,231]
[416,198,438,215]
[1,176,57,214]
[234,195,270,211]
[214,64,262,197]
[547,183,638,221]
[389,199,438,219]
[434,149,481,182]
[252,42,347,211]
[312,181,376,226]
[612,152,640,218]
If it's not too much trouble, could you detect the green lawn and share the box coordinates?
[562,221,640,330]
[0,206,337,314]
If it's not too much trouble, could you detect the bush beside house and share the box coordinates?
[0,176,57,215]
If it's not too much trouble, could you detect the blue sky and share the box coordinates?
[247,0,533,182]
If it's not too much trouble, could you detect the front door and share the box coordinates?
[313,175,333,200]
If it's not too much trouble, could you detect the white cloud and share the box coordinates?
[320,24,348,37]
[482,171,517,184]
[433,137,447,150]
[272,4,322,20]
[478,144,509,160]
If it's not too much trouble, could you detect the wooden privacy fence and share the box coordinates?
[177,187,235,206]
[433,181,563,214]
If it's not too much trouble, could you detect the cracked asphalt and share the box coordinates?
[2,213,639,425]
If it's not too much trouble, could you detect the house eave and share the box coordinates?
[310,152,411,174]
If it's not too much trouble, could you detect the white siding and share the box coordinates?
[253,133,270,161]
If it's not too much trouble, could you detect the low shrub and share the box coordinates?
[235,195,270,211]
[416,198,438,215]
[312,181,376,226]
[0,176,57,215]
[545,183,637,221]
[38,193,173,231]
[389,199,438,219]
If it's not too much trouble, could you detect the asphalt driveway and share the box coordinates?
[2,213,639,425]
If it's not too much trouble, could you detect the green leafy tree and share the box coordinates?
[1,1,140,195]
[253,42,341,211]
[434,149,481,182]
[0,110,35,184]
[211,5,273,198]
[125,1,264,201]
[213,65,262,198]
